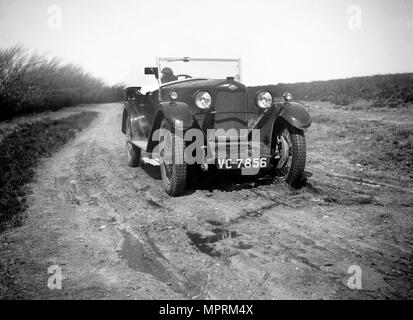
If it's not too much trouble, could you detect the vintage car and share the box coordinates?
[121,57,311,196]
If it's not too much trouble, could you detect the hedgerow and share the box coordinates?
[0,46,123,120]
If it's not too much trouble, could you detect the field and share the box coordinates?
[308,101,412,190]
[0,100,411,299]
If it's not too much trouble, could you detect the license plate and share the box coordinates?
[217,158,267,169]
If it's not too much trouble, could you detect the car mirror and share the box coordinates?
[144,67,159,79]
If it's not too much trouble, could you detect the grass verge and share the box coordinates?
[0,111,98,231]
[312,116,412,172]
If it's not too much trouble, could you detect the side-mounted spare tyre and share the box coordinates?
[273,120,306,188]
[159,118,187,196]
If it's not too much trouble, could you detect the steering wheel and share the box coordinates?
[176,74,192,80]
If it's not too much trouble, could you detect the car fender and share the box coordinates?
[122,101,152,151]
[121,103,129,134]
[121,101,142,134]
[275,101,312,130]
[248,102,311,156]
[146,101,193,152]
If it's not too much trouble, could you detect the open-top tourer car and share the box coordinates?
[121,57,311,196]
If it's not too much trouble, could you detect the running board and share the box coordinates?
[130,140,147,150]
[141,157,160,166]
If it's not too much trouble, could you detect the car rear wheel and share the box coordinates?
[274,121,306,188]
[125,115,141,167]
[159,119,187,196]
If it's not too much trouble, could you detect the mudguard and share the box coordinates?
[275,101,311,130]
[121,101,143,134]
[121,101,151,147]
[121,107,128,134]
[158,101,193,130]
[249,101,311,157]
[146,101,193,152]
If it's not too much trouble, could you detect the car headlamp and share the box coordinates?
[283,92,293,101]
[194,91,212,109]
[256,91,273,109]
[170,91,178,100]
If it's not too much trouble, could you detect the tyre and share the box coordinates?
[125,115,141,167]
[159,118,187,196]
[274,120,306,188]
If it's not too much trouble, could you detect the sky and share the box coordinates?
[0,0,413,86]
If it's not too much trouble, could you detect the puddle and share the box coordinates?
[146,198,164,208]
[118,229,202,298]
[186,228,240,257]
[245,209,264,218]
[118,230,171,281]
[206,219,224,226]
[234,241,254,250]
[322,191,375,205]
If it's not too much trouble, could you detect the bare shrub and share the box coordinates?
[0,46,124,119]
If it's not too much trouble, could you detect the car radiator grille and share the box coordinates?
[214,91,248,136]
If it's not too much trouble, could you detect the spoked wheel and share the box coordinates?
[125,115,141,167]
[274,121,306,188]
[159,119,187,196]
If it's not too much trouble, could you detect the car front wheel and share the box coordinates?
[159,119,187,196]
[274,121,306,187]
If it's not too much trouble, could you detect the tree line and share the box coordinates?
[0,46,124,120]
[248,73,413,106]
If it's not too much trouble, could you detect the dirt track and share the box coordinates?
[0,102,412,299]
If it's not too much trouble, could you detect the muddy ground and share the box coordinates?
[0,102,412,299]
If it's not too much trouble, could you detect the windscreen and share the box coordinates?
[158,58,241,84]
